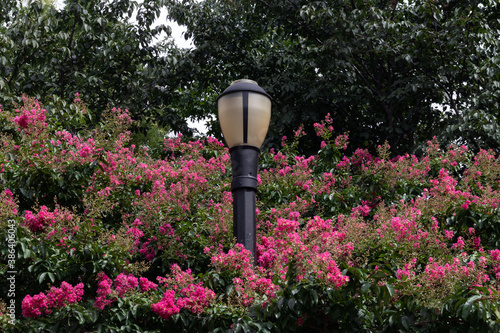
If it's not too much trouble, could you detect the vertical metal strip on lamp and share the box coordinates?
[242,91,249,144]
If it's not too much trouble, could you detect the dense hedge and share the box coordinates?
[1,96,500,332]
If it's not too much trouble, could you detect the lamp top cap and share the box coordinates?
[217,79,271,101]
[231,79,258,85]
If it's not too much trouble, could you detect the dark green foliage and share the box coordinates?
[166,0,500,155]
[0,0,192,133]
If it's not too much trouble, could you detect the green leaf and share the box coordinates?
[288,298,296,311]
[386,283,395,297]
[371,271,387,279]
[38,272,47,284]
[361,283,372,293]
[311,289,319,305]
[462,295,482,319]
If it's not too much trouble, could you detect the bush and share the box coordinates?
[1,97,500,332]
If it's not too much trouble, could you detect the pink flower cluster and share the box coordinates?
[4,99,103,173]
[114,273,139,297]
[396,253,491,298]
[312,253,350,288]
[352,201,371,217]
[22,281,84,318]
[374,208,443,252]
[156,264,195,289]
[0,188,18,218]
[81,125,232,260]
[396,259,417,281]
[318,172,336,194]
[176,284,216,314]
[95,272,114,310]
[22,206,75,244]
[23,206,56,232]
[211,245,280,307]
[313,113,334,138]
[11,97,47,137]
[53,131,98,164]
[152,264,215,319]
[351,148,373,168]
[94,272,158,309]
[151,290,179,320]
[256,215,351,288]
[422,257,476,285]
[233,276,279,306]
[211,244,253,275]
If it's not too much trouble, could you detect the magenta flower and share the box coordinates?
[22,282,83,318]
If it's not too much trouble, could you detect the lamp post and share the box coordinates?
[217,79,272,264]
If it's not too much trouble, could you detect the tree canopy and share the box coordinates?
[166,0,500,154]
[2,0,499,154]
[0,0,194,133]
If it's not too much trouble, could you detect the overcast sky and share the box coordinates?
[157,12,193,49]
[54,0,193,49]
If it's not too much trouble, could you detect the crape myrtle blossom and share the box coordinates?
[95,272,158,310]
[0,189,18,219]
[11,96,48,137]
[22,282,84,318]
[152,264,215,319]
[5,98,500,330]
[210,244,280,307]
[92,267,215,320]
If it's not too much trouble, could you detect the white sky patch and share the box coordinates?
[187,118,211,136]
[154,10,193,49]
[54,0,193,49]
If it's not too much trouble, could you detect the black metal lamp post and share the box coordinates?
[217,79,272,264]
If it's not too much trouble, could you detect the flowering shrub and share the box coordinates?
[1,99,500,332]
[22,282,84,318]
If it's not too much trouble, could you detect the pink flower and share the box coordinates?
[396,261,416,281]
[78,145,92,158]
[177,284,216,314]
[127,227,144,239]
[139,277,158,292]
[352,203,370,217]
[23,206,56,232]
[298,313,307,327]
[11,98,48,136]
[151,290,180,320]
[444,230,454,240]
[22,293,50,317]
[452,237,466,250]
[14,113,29,128]
[114,273,138,297]
[461,200,471,210]
[22,282,83,318]
[490,249,500,262]
[95,272,114,309]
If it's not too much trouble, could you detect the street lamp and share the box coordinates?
[217,79,272,264]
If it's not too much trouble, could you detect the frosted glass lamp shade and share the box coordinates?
[217,80,271,149]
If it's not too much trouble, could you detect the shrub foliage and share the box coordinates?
[1,97,500,332]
